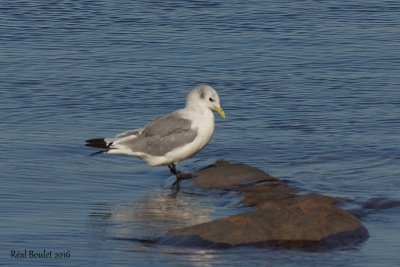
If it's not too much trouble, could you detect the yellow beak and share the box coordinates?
[214,106,226,119]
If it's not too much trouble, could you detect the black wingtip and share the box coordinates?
[86,138,108,148]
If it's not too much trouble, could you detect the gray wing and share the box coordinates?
[115,112,198,156]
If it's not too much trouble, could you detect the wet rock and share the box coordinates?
[169,160,369,249]
[194,160,276,189]
[239,182,296,206]
[171,193,368,248]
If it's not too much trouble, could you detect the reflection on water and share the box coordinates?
[108,190,214,239]
[87,190,220,267]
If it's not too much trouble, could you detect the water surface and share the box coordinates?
[1,1,400,266]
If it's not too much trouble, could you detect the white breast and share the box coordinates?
[192,109,215,151]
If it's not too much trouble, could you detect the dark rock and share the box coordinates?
[170,193,368,248]
[169,160,369,249]
[239,182,296,206]
[194,160,277,189]
[363,197,400,211]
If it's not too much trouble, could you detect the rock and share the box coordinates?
[193,160,276,189]
[194,160,296,206]
[169,160,369,249]
[363,197,400,211]
[239,182,296,206]
[170,193,368,248]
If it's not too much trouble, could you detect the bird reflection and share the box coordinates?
[88,191,220,267]
[109,190,214,239]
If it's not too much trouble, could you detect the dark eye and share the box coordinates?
[209,97,215,102]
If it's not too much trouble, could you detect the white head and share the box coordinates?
[186,85,225,118]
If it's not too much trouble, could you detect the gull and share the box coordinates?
[86,84,225,189]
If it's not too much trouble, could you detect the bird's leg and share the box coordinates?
[168,163,178,176]
[168,163,193,190]
[169,164,182,191]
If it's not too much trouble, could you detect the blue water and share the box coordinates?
[1,1,400,266]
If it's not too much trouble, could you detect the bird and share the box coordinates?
[86,84,225,190]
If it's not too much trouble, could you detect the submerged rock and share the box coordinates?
[169,160,368,249]
[363,197,400,211]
